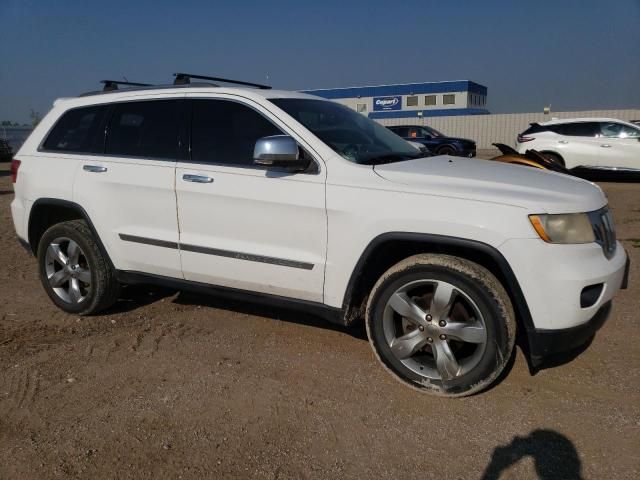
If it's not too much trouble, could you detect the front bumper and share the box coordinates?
[527,301,611,365]
[500,239,628,330]
[502,240,629,367]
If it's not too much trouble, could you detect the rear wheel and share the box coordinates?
[366,254,516,397]
[37,220,120,315]
[541,152,564,166]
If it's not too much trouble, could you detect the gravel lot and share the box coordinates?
[0,163,638,479]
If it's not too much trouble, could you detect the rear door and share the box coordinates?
[175,95,327,302]
[550,122,601,168]
[598,121,640,170]
[73,96,185,278]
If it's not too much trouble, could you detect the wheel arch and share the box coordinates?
[436,144,458,154]
[538,150,565,166]
[341,232,535,337]
[27,198,114,269]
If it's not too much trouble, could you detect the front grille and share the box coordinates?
[588,207,616,259]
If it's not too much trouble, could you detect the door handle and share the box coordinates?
[600,144,611,148]
[558,140,569,144]
[83,165,107,173]
[183,174,214,183]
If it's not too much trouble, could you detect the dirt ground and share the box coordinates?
[0,162,638,479]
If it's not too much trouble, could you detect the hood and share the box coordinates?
[373,156,606,213]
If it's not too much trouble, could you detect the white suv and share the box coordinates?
[10,75,629,396]
[516,118,640,172]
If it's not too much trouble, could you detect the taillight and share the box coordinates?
[11,159,21,183]
[517,134,535,143]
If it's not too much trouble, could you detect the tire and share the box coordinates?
[436,145,456,156]
[366,254,516,397]
[541,152,565,166]
[37,220,120,315]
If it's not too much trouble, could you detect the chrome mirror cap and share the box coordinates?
[253,135,299,166]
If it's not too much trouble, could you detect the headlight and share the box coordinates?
[529,213,595,244]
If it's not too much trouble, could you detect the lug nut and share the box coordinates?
[425,314,433,322]
[439,320,446,327]
[439,334,447,340]
[427,337,433,343]
[418,325,425,332]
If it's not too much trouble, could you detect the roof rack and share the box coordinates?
[101,80,153,92]
[173,72,271,89]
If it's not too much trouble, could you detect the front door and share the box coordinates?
[175,97,327,302]
[598,121,640,170]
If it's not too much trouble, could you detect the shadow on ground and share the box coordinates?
[173,289,368,340]
[106,283,367,341]
[481,429,582,480]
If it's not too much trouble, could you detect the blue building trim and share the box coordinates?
[368,108,489,119]
[303,80,487,99]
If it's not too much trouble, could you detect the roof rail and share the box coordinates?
[173,72,271,89]
[100,80,153,92]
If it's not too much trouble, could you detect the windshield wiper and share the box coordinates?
[359,152,423,165]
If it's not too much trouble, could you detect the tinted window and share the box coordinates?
[551,122,599,137]
[389,127,409,137]
[106,100,182,159]
[424,95,436,106]
[443,94,455,105]
[43,105,108,152]
[521,123,546,135]
[600,122,640,138]
[191,100,282,166]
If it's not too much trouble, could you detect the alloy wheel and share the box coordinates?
[44,237,92,304]
[382,279,487,381]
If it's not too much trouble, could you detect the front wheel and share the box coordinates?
[366,254,516,397]
[37,220,120,315]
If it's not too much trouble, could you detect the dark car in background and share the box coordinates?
[387,125,476,157]
[0,139,13,162]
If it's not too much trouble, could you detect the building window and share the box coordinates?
[406,96,418,107]
[443,94,455,105]
[424,95,436,106]
[356,103,367,113]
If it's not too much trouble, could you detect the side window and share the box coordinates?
[600,122,640,138]
[392,127,409,137]
[42,105,108,153]
[106,100,183,159]
[190,100,283,166]
[424,95,436,106]
[551,122,599,137]
[443,94,455,105]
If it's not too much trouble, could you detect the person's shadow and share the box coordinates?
[481,429,582,480]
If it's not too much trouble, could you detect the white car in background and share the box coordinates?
[516,118,640,172]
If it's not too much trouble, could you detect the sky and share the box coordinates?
[1,0,639,124]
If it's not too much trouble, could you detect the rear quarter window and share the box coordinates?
[42,105,108,153]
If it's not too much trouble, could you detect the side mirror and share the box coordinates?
[254,135,301,168]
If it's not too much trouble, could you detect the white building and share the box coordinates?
[302,80,488,120]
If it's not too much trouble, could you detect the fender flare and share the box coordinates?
[28,198,115,270]
[341,231,536,340]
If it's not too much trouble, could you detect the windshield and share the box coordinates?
[424,126,444,138]
[270,98,421,164]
